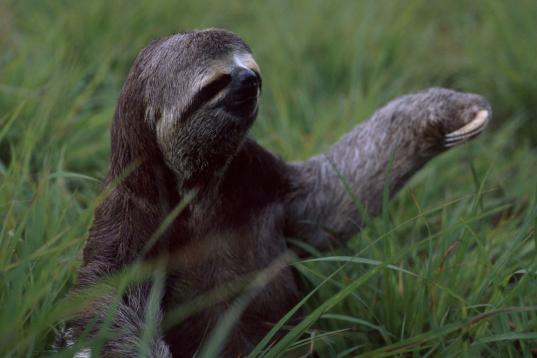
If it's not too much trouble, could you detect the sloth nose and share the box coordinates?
[231,67,259,94]
[226,67,260,115]
[238,69,258,87]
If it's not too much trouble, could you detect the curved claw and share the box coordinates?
[444,110,489,148]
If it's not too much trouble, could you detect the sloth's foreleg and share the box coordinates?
[284,87,491,251]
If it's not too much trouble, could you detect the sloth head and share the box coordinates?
[111,29,262,190]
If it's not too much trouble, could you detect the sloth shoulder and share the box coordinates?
[219,138,292,215]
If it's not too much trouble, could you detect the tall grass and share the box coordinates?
[1,0,536,356]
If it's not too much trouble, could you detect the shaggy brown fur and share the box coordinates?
[63,29,491,357]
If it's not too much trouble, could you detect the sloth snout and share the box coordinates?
[223,67,260,116]
[236,67,259,87]
[230,67,259,99]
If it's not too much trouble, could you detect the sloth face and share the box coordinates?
[137,29,262,185]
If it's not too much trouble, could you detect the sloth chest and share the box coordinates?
[163,216,299,354]
[173,200,288,285]
[167,220,289,296]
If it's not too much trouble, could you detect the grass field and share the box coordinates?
[1,0,537,356]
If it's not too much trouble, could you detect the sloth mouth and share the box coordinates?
[225,96,258,117]
[230,93,258,106]
[224,89,259,116]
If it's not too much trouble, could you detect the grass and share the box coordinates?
[1,0,537,356]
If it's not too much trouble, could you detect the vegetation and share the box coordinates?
[1,0,536,356]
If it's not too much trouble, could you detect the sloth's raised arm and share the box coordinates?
[283,87,491,251]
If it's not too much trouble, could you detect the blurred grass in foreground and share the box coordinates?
[1,0,536,356]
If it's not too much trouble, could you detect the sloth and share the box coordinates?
[64,29,491,357]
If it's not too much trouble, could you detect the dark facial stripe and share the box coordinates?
[180,74,232,121]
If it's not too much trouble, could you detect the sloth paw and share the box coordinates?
[443,109,490,148]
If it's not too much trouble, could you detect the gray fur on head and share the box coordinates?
[61,29,491,357]
[141,29,259,187]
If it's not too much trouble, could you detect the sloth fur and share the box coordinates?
[63,29,491,357]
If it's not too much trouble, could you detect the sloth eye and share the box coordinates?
[200,74,232,101]
[181,74,232,121]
